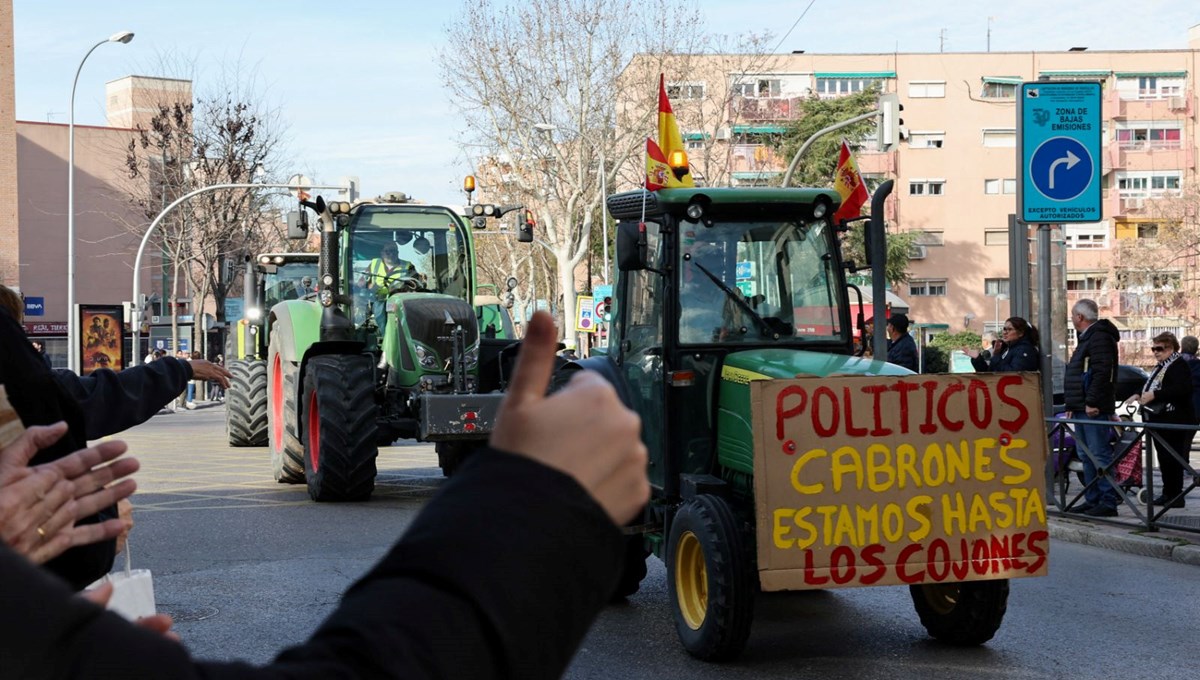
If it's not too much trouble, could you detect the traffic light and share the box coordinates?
[595,295,613,323]
[518,209,535,243]
[878,93,904,150]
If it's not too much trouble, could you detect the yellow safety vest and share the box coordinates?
[367,258,416,296]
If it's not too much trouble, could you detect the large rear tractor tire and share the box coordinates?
[667,495,755,661]
[302,354,379,502]
[226,359,268,447]
[267,330,304,484]
[909,579,1009,646]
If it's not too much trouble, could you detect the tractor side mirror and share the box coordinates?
[616,221,647,272]
[286,210,309,240]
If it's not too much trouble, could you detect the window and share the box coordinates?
[686,139,704,150]
[1115,121,1182,150]
[914,230,944,246]
[982,128,1016,148]
[984,230,1009,246]
[1137,223,1159,240]
[909,279,947,297]
[1116,74,1185,100]
[984,179,1017,195]
[1065,223,1109,249]
[1116,171,1183,197]
[1067,272,1105,290]
[666,82,705,100]
[816,77,882,97]
[909,179,945,196]
[909,132,945,149]
[980,79,1018,99]
[908,81,946,98]
[985,279,1010,296]
[733,78,780,98]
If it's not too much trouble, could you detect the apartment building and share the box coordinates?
[618,25,1200,364]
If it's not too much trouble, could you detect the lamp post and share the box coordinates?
[994,293,1009,331]
[68,30,134,372]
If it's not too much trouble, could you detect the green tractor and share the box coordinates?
[265,192,522,501]
[562,184,1033,660]
[225,253,319,447]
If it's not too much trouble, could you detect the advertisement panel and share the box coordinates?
[78,304,127,374]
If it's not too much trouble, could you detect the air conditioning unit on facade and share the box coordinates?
[908,244,927,260]
[1123,197,1145,212]
[715,127,732,141]
[1169,96,1186,110]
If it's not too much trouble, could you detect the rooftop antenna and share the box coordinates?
[939,28,947,53]
[987,16,994,52]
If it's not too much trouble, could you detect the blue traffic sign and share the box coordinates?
[1018,82,1102,223]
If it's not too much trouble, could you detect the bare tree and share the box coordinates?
[114,62,290,355]
[440,0,725,343]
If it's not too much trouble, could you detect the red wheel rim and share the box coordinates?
[307,389,320,473]
[271,355,283,451]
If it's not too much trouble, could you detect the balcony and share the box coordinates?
[729,144,786,173]
[1111,140,1194,172]
[1105,88,1195,120]
[727,96,806,122]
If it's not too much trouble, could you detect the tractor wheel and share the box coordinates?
[435,441,476,477]
[909,579,1009,646]
[226,359,268,447]
[302,354,379,502]
[666,495,754,661]
[611,535,651,601]
[267,330,304,484]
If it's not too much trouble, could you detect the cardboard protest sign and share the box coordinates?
[751,373,1049,591]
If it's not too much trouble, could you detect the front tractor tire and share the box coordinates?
[909,579,1009,646]
[666,494,755,661]
[302,355,379,502]
[267,331,304,484]
[226,359,268,447]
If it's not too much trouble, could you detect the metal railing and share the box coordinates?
[1046,415,1199,533]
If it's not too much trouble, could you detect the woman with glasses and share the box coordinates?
[1132,331,1194,508]
[964,316,1040,373]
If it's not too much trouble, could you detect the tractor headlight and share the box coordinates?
[322,274,334,286]
[319,289,334,307]
[414,345,438,369]
[812,200,829,219]
[246,307,262,320]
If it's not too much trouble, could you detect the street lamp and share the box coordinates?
[67,30,134,372]
[994,293,1009,331]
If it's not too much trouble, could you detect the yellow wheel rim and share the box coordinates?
[674,530,708,630]
[922,583,961,615]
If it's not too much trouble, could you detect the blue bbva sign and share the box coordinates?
[1017,81,1102,224]
[24,296,45,317]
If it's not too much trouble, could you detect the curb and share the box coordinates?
[1048,516,1198,567]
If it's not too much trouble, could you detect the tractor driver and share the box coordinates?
[360,243,419,330]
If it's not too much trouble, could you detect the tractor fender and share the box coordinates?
[267,300,323,364]
[560,356,635,411]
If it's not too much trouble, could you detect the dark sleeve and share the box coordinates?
[52,358,193,439]
[270,448,623,680]
[1085,335,1118,409]
[1007,345,1041,372]
[970,355,990,372]
[2,449,621,680]
[1155,360,1193,407]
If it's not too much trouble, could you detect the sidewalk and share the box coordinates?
[1048,445,1200,567]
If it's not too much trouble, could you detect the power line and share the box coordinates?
[771,0,819,54]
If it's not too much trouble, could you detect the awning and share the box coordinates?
[683,132,709,141]
[982,76,1023,85]
[814,71,896,79]
[731,124,786,134]
[1115,71,1187,79]
[1038,69,1111,78]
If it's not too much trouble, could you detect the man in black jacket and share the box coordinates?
[0,311,649,679]
[885,313,919,372]
[1064,298,1121,517]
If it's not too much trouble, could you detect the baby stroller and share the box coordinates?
[1049,411,1145,504]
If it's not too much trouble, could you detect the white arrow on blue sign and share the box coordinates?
[1017,81,1102,224]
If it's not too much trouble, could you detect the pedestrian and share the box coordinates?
[29,340,53,370]
[1179,335,1200,422]
[1064,299,1121,517]
[885,313,918,372]
[0,310,649,679]
[1131,332,1194,508]
[965,317,1039,373]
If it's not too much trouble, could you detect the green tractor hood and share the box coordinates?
[716,348,914,478]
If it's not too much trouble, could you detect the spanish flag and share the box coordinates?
[644,74,695,190]
[832,140,869,223]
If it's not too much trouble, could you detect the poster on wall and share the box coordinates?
[78,304,126,375]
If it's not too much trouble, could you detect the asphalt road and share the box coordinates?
[119,406,1198,679]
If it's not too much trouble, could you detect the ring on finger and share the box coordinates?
[36,526,46,539]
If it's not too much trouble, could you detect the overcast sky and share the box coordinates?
[12,1,1199,206]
